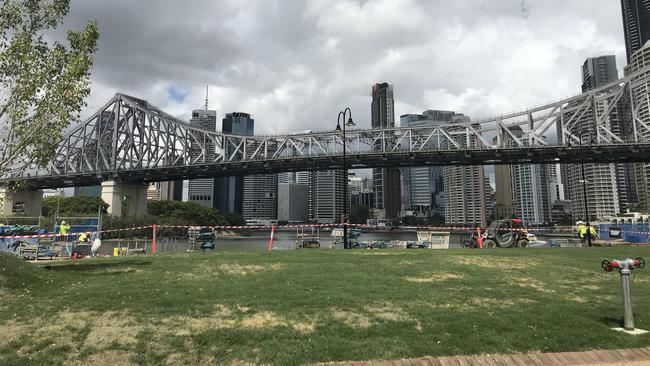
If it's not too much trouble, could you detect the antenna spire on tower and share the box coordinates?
[204,85,209,110]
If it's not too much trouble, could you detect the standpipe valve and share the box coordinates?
[602,257,645,331]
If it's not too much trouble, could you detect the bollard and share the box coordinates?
[269,225,275,251]
[602,257,645,332]
[152,224,157,254]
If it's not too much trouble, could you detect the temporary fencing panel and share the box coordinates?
[599,224,650,243]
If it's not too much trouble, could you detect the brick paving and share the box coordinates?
[313,347,650,366]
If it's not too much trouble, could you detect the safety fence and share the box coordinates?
[2,222,650,239]
[1,222,649,253]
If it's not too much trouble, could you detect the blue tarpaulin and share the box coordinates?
[599,223,649,243]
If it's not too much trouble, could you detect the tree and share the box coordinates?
[348,204,370,224]
[0,0,99,176]
[224,213,246,226]
[401,215,426,226]
[147,200,229,226]
[42,195,108,217]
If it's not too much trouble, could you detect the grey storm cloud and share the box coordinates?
[62,0,625,135]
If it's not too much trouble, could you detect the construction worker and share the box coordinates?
[576,221,587,244]
[60,221,71,242]
[589,225,598,242]
[78,232,88,243]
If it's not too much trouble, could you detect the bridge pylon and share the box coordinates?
[0,189,43,216]
[101,181,148,217]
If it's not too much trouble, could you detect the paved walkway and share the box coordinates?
[314,347,650,366]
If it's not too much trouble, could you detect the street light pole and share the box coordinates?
[336,108,355,249]
[579,130,592,248]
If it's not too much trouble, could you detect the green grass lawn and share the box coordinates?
[2,248,650,365]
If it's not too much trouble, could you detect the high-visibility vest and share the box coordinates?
[60,224,70,235]
[578,225,587,237]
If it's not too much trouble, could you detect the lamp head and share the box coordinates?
[346,116,355,127]
[335,123,342,132]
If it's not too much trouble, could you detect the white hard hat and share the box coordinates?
[576,221,585,225]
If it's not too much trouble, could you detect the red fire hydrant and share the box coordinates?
[602,257,645,331]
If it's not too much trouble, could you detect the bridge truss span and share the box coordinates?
[6,65,650,189]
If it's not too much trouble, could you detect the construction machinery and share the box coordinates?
[464,219,533,248]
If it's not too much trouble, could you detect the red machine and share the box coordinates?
[464,219,532,248]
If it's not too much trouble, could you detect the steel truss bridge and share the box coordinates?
[6,66,650,189]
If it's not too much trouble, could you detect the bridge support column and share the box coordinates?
[101,181,148,217]
[0,189,43,216]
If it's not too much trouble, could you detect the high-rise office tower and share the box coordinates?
[278,171,311,185]
[278,183,309,223]
[560,57,623,221]
[309,170,345,224]
[493,126,551,225]
[399,112,446,220]
[188,109,217,208]
[404,110,488,226]
[582,56,619,92]
[371,83,401,222]
[626,41,650,209]
[212,112,279,222]
[242,174,278,221]
[621,0,650,63]
[214,113,255,215]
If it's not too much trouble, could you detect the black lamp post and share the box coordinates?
[336,108,355,249]
[578,130,592,248]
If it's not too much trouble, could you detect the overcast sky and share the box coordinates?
[62,0,626,135]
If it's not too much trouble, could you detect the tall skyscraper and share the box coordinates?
[278,183,309,223]
[560,57,624,221]
[582,56,619,92]
[214,113,254,215]
[242,174,278,222]
[493,126,551,225]
[399,112,446,220]
[403,110,488,226]
[188,109,217,208]
[309,170,345,224]
[625,41,650,209]
[371,83,401,222]
[621,0,650,63]
[278,171,310,185]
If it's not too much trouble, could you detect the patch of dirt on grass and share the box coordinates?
[517,278,555,294]
[290,320,316,333]
[366,302,412,322]
[82,311,142,348]
[454,256,540,270]
[331,302,411,328]
[332,309,374,328]
[241,311,283,329]
[161,304,237,334]
[466,297,539,309]
[160,305,311,334]
[405,273,463,283]
[71,350,136,366]
[219,263,285,275]
[0,320,33,346]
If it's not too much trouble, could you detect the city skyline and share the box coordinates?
[61,0,626,136]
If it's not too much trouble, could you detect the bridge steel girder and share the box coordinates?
[4,65,650,190]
